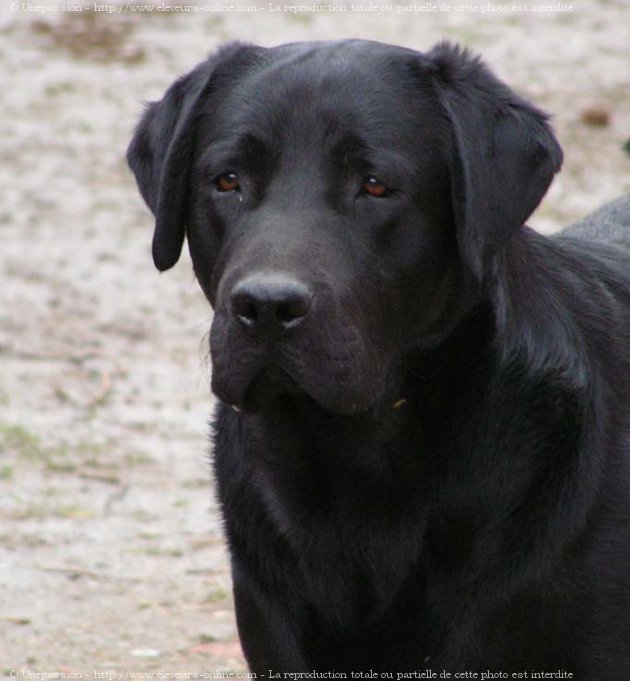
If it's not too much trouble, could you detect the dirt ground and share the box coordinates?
[0,0,628,675]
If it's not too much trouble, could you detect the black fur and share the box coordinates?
[128,40,630,677]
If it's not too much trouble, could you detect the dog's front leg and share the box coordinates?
[233,579,310,674]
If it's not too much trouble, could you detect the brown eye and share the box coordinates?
[362,177,389,197]
[216,172,240,192]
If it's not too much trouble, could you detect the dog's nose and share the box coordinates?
[230,275,312,335]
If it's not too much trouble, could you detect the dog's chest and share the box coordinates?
[242,407,431,620]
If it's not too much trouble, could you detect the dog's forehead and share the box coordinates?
[206,40,437,150]
[262,38,418,83]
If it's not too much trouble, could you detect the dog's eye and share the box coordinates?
[362,177,390,198]
[216,172,240,193]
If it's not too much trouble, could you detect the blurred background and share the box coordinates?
[0,0,628,672]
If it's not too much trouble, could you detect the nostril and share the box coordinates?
[239,301,258,327]
[276,303,292,325]
[276,295,311,327]
[232,293,259,327]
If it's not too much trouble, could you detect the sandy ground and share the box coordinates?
[0,0,628,674]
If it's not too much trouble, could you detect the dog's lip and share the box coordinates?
[213,358,374,416]
[244,368,377,416]
[211,353,301,413]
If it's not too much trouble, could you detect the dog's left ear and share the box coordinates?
[427,43,563,283]
[127,42,258,272]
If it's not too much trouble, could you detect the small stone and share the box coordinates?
[580,104,611,127]
[131,648,160,658]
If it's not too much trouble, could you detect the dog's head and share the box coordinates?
[128,40,562,414]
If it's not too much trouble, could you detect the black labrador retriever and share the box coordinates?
[127,40,630,677]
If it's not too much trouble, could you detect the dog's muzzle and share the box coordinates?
[210,271,382,414]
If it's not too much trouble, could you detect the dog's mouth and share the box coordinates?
[240,364,305,413]
[209,314,385,416]
[212,352,378,416]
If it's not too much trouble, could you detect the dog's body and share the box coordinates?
[128,40,630,677]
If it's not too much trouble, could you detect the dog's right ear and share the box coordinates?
[127,42,257,271]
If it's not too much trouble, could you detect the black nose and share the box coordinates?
[230,274,312,336]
